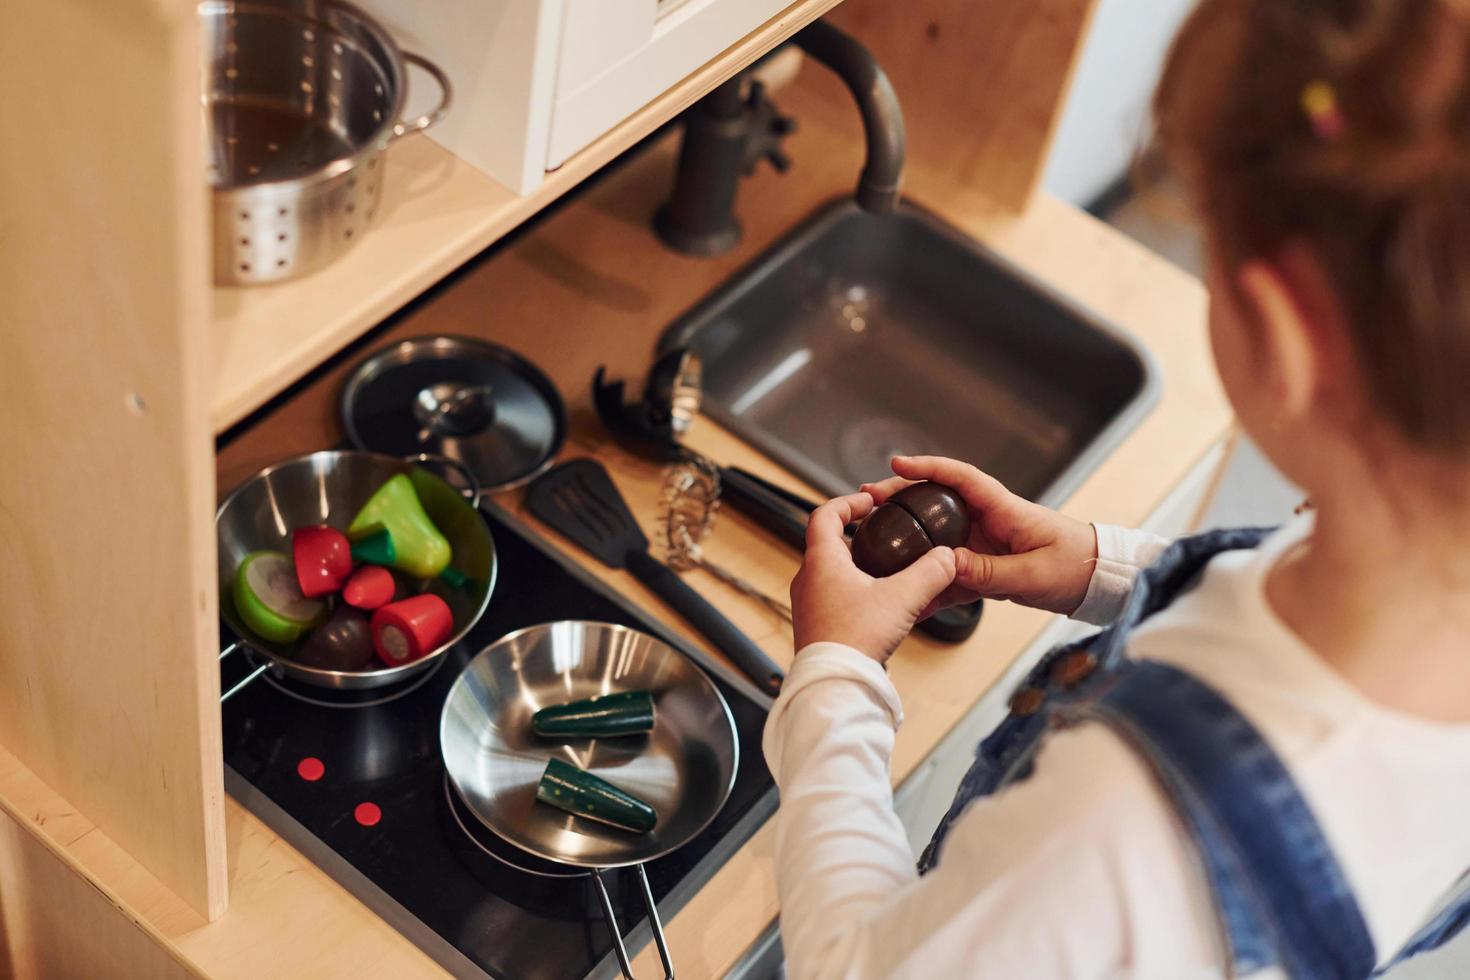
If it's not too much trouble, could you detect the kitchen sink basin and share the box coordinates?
[660,201,1160,505]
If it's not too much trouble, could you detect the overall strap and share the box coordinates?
[1071,660,1377,980]
[1373,871,1470,976]
[919,526,1277,874]
[1090,526,1278,669]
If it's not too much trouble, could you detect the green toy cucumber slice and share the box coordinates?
[232,550,326,644]
[532,691,655,738]
[535,757,657,833]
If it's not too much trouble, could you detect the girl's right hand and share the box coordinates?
[862,456,1098,616]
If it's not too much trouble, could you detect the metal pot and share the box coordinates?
[217,451,495,696]
[441,621,740,979]
[201,0,451,285]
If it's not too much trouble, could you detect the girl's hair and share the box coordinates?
[1156,0,1470,452]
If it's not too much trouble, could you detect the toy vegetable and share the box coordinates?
[536,758,657,833]
[532,691,655,738]
[342,565,395,610]
[851,481,970,578]
[370,593,453,665]
[297,606,376,671]
[349,528,395,566]
[292,525,353,598]
[232,550,326,644]
[347,474,451,579]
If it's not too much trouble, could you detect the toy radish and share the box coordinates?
[292,525,353,598]
[343,565,395,610]
[370,593,453,665]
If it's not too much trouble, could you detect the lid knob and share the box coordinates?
[414,382,495,437]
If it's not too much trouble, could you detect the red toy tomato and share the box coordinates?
[292,525,353,598]
[371,594,453,666]
[343,565,395,610]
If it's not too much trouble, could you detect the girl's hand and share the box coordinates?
[790,492,958,665]
[862,456,1097,616]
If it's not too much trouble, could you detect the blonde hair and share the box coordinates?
[1156,0,1470,452]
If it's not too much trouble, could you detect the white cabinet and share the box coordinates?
[361,0,796,195]
[546,0,794,168]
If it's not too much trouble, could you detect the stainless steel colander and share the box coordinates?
[201,0,450,285]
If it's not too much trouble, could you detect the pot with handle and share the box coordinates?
[440,621,740,979]
[217,450,495,699]
[202,0,452,284]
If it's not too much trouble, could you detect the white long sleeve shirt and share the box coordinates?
[764,518,1470,979]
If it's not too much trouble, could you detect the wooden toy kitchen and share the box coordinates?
[1,0,1230,976]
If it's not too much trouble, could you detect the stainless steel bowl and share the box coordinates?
[440,621,739,868]
[217,450,495,690]
[201,0,451,285]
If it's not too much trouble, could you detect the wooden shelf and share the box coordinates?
[209,0,844,433]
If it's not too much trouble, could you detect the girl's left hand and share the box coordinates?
[790,492,959,665]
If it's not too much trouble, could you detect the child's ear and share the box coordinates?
[1234,244,1350,424]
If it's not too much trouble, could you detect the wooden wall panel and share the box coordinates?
[825,0,1102,209]
[0,0,226,917]
[0,810,201,980]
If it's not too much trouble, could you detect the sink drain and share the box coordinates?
[835,416,944,487]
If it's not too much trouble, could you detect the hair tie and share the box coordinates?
[1301,80,1346,140]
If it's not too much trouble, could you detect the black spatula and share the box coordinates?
[528,459,785,697]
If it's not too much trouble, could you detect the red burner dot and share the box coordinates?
[354,801,381,827]
[296,757,325,782]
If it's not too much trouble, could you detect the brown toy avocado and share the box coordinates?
[851,481,970,578]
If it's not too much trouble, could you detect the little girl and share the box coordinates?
[766,1,1470,977]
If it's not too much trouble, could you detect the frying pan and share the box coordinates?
[441,621,740,979]
[216,450,496,697]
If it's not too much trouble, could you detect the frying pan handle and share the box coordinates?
[635,864,675,980]
[218,641,272,703]
[626,550,784,698]
[589,868,675,980]
[407,452,483,509]
[589,871,632,977]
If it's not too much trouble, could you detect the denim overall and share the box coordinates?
[918,528,1470,979]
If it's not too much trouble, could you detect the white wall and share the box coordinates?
[1042,0,1198,206]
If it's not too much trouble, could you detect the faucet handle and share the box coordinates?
[741,81,797,177]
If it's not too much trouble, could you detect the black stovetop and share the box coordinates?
[220,504,776,980]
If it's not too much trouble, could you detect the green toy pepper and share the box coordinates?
[347,474,452,579]
[349,527,396,566]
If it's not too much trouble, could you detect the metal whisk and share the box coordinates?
[659,456,793,622]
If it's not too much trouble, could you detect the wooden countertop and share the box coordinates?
[0,71,1228,979]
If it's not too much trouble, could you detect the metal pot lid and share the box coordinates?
[341,335,566,492]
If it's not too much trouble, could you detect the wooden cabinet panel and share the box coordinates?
[0,811,201,980]
[827,0,1102,209]
[0,0,225,918]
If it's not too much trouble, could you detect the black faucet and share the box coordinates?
[654,19,906,257]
